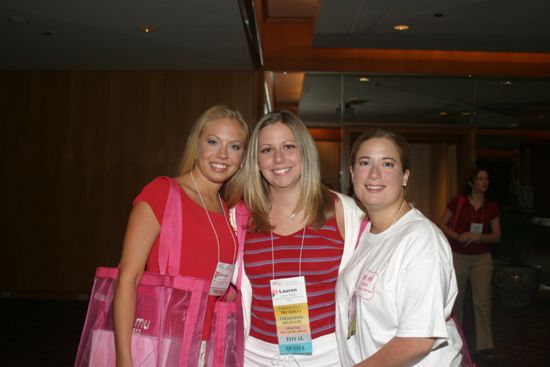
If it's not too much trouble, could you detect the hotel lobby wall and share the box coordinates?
[1,70,261,299]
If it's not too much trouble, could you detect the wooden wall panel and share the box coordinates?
[1,71,260,299]
[315,140,341,191]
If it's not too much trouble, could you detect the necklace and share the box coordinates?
[269,216,307,279]
[272,207,298,223]
[190,171,237,263]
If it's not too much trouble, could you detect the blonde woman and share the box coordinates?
[114,105,249,367]
[226,110,364,366]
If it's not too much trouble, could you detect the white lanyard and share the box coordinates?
[190,172,237,296]
[269,220,306,279]
[269,216,312,355]
[190,171,237,264]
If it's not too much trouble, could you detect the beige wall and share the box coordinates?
[1,71,261,299]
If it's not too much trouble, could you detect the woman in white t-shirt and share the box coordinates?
[335,129,464,366]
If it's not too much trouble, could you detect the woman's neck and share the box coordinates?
[270,186,302,213]
[269,186,305,230]
[369,200,409,234]
[469,190,485,208]
[178,171,224,213]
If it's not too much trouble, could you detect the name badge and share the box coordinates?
[470,222,483,234]
[209,262,235,296]
[270,276,312,355]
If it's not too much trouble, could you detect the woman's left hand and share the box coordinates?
[458,231,482,246]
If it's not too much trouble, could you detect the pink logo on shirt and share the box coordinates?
[357,270,378,300]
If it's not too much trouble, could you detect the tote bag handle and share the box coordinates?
[157,177,183,276]
[450,195,465,231]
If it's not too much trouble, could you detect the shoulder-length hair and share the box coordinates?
[462,166,489,195]
[226,110,333,232]
[177,104,249,176]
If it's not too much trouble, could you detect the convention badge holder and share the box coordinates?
[209,262,235,296]
[270,276,313,355]
[470,222,483,233]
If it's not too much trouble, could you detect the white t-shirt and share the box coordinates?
[335,208,463,366]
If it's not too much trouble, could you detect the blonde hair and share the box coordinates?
[177,104,249,176]
[226,110,333,232]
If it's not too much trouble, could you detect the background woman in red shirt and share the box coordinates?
[439,167,501,362]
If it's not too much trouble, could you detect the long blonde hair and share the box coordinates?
[177,104,249,175]
[226,110,333,232]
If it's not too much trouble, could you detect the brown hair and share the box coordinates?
[350,129,411,172]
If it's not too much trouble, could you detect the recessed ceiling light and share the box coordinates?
[359,76,370,82]
[138,25,157,33]
[439,111,448,116]
[8,15,30,24]
[461,111,470,116]
[393,24,410,31]
[500,80,512,86]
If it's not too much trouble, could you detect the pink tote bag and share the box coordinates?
[75,178,210,367]
[203,202,248,367]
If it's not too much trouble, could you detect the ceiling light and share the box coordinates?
[439,111,448,116]
[8,15,30,24]
[359,76,370,82]
[461,111,470,116]
[138,25,157,33]
[393,24,410,31]
[500,80,512,86]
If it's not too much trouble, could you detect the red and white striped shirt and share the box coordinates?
[244,217,344,344]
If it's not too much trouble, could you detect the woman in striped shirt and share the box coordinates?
[226,110,364,366]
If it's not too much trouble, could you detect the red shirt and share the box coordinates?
[134,176,238,339]
[244,217,344,343]
[446,195,500,255]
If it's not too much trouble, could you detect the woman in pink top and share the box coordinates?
[113,105,249,367]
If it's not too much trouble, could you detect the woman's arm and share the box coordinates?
[438,209,460,241]
[355,336,435,367]
[487,216,501,243]
[335,196,345,238]
[459,216,501,244]
[113,202,160,367]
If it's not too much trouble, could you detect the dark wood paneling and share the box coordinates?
[1,71,260,299]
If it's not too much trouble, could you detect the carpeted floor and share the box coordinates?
[1,290,549,366]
